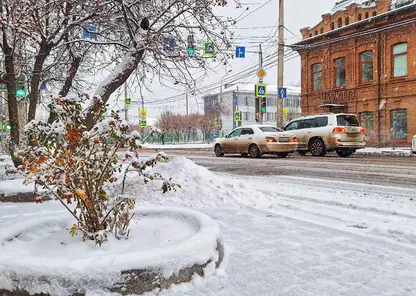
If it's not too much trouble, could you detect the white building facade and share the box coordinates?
[203,84,301,135]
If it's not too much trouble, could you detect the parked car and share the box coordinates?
[214,125,298,158]
[283,113,366,157]
[412,135,416,154]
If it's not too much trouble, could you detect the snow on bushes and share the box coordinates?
[16,94,177,246]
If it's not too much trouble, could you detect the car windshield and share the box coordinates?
[337,115,359,126]
[259,126,283,133]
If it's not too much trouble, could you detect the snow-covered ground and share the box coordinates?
[1,157,416,295]
[142,143,213,149]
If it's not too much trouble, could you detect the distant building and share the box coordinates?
[292,0,416,146]
[203,84,301,135]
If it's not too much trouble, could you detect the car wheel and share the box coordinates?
[336,148,354,158]
[249,144,261,158]
[298,150,307,156]
[277,152,289,158]
[215,144,224,157]
[309,138,326,157]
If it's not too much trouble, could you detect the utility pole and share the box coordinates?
[276,0,284,128]
[124,83,128,122]
[185,89,189,115]
[258,44,263,124]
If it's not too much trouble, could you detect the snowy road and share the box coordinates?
[166,152,416,189]
[2,155,416,295]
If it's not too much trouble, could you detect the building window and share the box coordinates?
[360,112,374,139]
[314,30,318,35]
[320,27,324,34]
[330,22,335,30]
[312,63,322,91]
[345,17,350,25]
[335,57,346,87]
[358,13,362,21]
[337,17,342,28]
[392,43,408,77]
[360,51,374,82]
[309,33,312,38]
[365,12,369,18]
[391,109,408,141]
[372,11,377,17]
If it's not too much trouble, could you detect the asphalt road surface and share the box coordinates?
[141,150,416,189]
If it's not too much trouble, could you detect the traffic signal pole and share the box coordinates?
[276,0,284,128]
[124,83,128,122]
[258,44,263,125]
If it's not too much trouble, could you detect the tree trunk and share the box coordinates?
[28,43,49,122]
[4,48,21,167]
[86,48,144,130]
[48,54,82,123]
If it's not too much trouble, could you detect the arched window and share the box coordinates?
[315,30,318,35]
[358,13,362,21]
[330,22,335,30]
[345,17,350,25]
[337,17,342,28]
[372,11,377,17]
[320,27,324,34]
[365,12,369,18]
[309,33,312,38]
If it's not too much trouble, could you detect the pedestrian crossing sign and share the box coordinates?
[255,84,267,98]
[140,120,148,128]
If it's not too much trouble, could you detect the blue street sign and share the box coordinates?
[82,24,97,39]
[163,38,176,51]
[235,46,246,58]
[255,84,267,97]
[278,87,287,99]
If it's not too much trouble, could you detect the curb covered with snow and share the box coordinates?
[0,207,224,296]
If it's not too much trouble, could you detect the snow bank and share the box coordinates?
[0,179,35,196]
[121,157,273,209]
[357,147,412,156]
[142,144,213,150]
[0,207,222,296]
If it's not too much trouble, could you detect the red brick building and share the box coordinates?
[292,0,416,146]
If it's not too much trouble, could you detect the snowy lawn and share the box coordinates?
[1,157,416,295]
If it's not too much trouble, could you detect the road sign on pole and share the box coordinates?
[203,41,217,57]
[278,87,287,99]
[283,107,289,119]
[139,108,147,119]
[235,46,246,58]
[124,97,133,107]
[256,67,266,80]
[255,84,267,98]
[140,120,148,128]
[0,83,7,93]
[234,110,242,122]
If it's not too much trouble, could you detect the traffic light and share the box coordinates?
[261,97,266,113]
[6,122,11,131]
[255,113,259,122]
[187,34,195,55]
[16,73,27,98]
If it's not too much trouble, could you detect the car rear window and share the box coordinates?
[337,115,359,126]
[259,127,283,133]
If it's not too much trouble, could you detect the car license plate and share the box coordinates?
[279,137,289,142]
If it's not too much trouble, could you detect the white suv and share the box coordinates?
[283,113,366,157]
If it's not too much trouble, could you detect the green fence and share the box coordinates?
[144,132,208,144]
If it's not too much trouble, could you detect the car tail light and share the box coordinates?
[333,127,345,133]
[266,137,277,143]
[360,128,365,134]
[291,137,297,143]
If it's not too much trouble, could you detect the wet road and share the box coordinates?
[141,150,416,189]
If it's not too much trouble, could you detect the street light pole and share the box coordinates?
[277,0,284,128]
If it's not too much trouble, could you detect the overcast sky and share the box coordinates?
[121,0,337,119]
